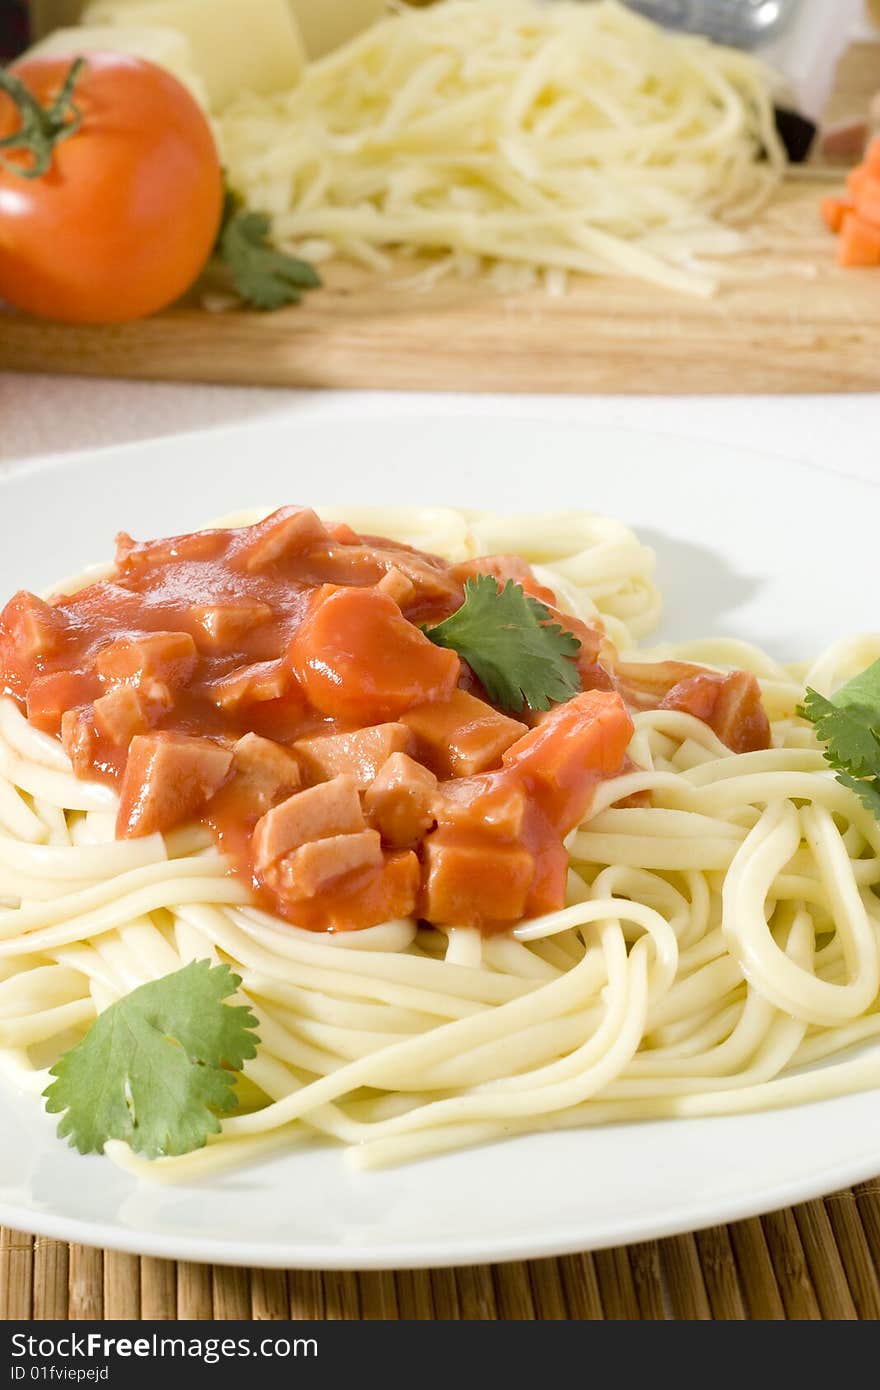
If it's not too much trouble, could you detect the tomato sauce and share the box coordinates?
[0,508,767,934]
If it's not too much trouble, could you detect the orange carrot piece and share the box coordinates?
[854,178,880,226]
[820,196,853,234]
[838,212,880,267]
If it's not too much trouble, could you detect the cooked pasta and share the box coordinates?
[219,0,787,297]
[1,507,879,1178]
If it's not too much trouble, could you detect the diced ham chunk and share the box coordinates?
[325,521,360,545]
[376,567,416,607]
[274,829,383,899]
[1,591,65,661]
[434,775,527,839]
[364,752,438,847]
[421,833,535,927]
[189,601,273,651]
[116,732,233,838]
[290,587,460,723]
[116,528,220,571]
[617,659,701,710]
[206,659,289,711]
[96,631,197,690]
[26,671,100,734]
[273,849,420,931]
[93,683,172,744]
[61,708,99,778]
[253,774,363,872]
[295,723,413,790]
[619,660,771,753]
[402,689,527,777]
[229,733,301,817]
[356,538,463,609]
[239,507,327,573]
[660,670,771,754]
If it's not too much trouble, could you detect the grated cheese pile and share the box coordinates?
[219,0,787,296]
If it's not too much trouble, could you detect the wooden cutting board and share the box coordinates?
[2,44,879,395]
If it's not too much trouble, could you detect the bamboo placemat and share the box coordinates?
[3,1182,880,1319]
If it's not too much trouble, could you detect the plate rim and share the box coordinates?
[3,1135,880,1270]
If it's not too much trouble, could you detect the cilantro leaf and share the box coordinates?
[799,686,880,779]
[836,770,880,821]
[425,575,581,714]
[216,188,321,311]
[799,658,880,821]
[43,961,259,1159]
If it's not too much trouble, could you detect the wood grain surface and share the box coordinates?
[1,44,878,396]
[3,177,879,395]
[5,1184,880,1320]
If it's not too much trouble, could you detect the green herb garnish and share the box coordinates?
[425,575,581,714]
[216,187,321,310]
[43,961,259,1158]
[800,658,880,819]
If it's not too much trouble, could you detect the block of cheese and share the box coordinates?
[84,0,306,110]
[289,0,387,60]
[26,26,209,109]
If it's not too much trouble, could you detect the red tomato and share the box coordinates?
[0,53,223,323]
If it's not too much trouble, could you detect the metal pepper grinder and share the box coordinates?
[622,0,802,47]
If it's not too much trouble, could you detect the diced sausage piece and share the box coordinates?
[0,591,65,661]
[376,567,416,607]
[239,507,328,573]
[421,833,535,928]
[434,774,527,839]
[61,708,99,777]
[295,723,413,790]
[206,659,289,711]
[96,631,197,690]
[402,689,527,777]
[230,733,301,817]
[93,684,172,744]
[364,752,438,847]
[26,671,100,734]
[660,670,771,754]
[274,830,383,899]
[253,774,364,872]
[290,587,460,723]
[502,690,634,836]
[116,733,233,838]
[189,600,273,651]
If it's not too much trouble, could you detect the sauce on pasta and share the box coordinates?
[0,507,768,935]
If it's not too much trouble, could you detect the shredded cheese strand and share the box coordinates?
[219,0,786,296]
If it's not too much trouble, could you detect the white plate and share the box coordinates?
[2,412,879,1270]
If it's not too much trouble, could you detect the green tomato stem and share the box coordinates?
[0,57,87,180]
